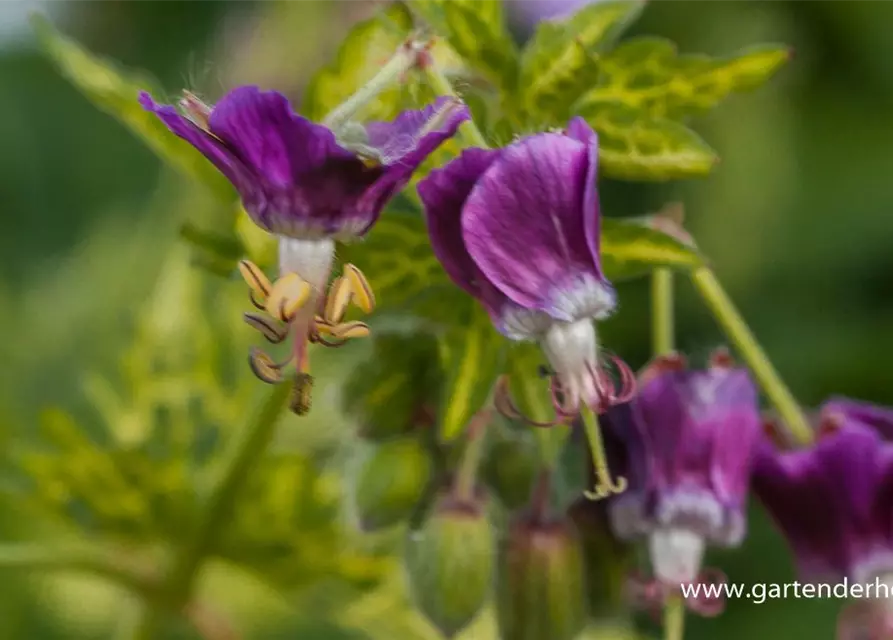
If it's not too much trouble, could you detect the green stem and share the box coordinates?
[130,382,293,639]
[691,267,813,445]
[580,405,627,501]
[453,408,492,502]
[322,39,427,130]
[652,268,675,356]
[663,594,686,640]
[423,61,489,149]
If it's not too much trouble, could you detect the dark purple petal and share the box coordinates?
[139,91,255,194]
[616,365,761,546]
[418,147,500,299]
[823,396,893,440]
[753,422,893,583]
[461,132,613,323]
[207,85,356,186]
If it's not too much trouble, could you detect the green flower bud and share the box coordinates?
[342,332,441,441]
[351,437,433,531]
[496,513,588,640]
[482,428,539,510]
[404,492,495,638]
[568,497,635,621]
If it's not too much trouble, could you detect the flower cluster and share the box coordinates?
[141,58,893,639]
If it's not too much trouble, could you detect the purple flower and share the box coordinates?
[140,86,469,242]
[418,118,621,415]
[608,352,762,585]
[754,400,893,586]
[508,0,601,30]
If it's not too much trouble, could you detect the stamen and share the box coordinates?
[179,90,212,131]
[493,376,564,428]
[243,313,288,343]
[266,273,312,323]
[324,276,352,324]
[585,356,637,413]
[626,568,728,619]
[248,348,292,384]
[685,568,727,617]
[343,263,376,313]
[238,260,272,302]
[330,321,371,340]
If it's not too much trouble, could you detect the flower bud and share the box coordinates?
[404,492,495,637]
[482,428,538,510]
[350,437,433,531]
[496,513,588,640]
[342,333,441,441]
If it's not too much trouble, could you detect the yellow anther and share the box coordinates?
[266,273,311,323]
[243,313,287,344]
[331,321,371,340]
[239,260,273,302]
[248,348,287,384]
[324,276,353,324]
[343,263,375,313]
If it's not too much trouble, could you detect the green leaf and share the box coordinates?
[520,0,646,118]
[437,302,505,442]
[31,15,234,201]
[303,3,415,122]
[339,210,453,312]
[578,38,791,120]
[601,217,704,281]
[443,0,519,92]
[577,101,717,180]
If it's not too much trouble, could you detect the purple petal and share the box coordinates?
[460,132,613,323]
[207,86,357,186]
[823,396,893,440]
[418,147,500,299]
[139,91,255,194]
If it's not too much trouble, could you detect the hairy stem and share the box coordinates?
[130,382,294,639]
[453,408,493,502]
[691,267,813,445]
[423,61,489,148]
[652,268,675,356]
[663,594,686,640]
[322,39,427,130]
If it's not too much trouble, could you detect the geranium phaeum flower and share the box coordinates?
[141,86,468,391]
[418,118,628,418]
[754,400,893,638]
[608,351,760,606]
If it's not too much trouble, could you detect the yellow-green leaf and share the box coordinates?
[601,217,704,281]
[437,302,505,442]
[31,15,233,201]
[578,37,791,119]
[520,0,646,119]
[443,0,518,91]
[577,102,717,180]
[338,210,453,312]
[302,4,415,122]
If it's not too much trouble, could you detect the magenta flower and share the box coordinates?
[608,351,761,592]
[754,401,893,638]
[418,118,628,417]
[141,86,468,243]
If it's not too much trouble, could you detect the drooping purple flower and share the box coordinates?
[607,351,762,586]
[754,401,893,585]
[418,118,625,416]
[140,86,468,244]
[754,401,893,638]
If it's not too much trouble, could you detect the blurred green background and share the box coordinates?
[1,0,890,638]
